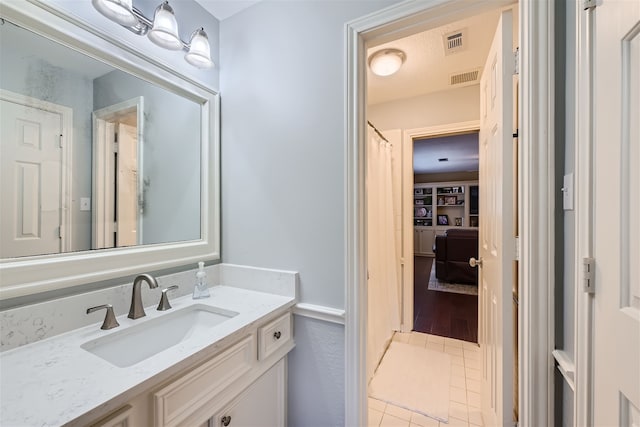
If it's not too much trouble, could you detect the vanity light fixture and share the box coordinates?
[92,0,214,68]
[147,2,182,50]
[91,0,137,27]
[368,48,406,77]
[185,28,213,68]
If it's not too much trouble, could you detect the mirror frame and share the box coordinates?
[0,1,220,300]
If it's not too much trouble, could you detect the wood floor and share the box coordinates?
[413,256,479,343]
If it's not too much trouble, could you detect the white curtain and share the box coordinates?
[366,125,401,382]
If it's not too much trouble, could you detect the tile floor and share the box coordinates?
[368,331,484,427]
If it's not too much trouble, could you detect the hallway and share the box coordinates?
[368,331,483,426]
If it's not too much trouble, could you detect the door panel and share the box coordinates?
[592,0,640,424]
[478,9,516,426]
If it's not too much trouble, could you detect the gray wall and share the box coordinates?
[0,24,94,252]
[219,1,397,424]
[368,85,480,130]
[93,70,201,245]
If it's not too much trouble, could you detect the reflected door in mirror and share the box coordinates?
[0,95,67,258]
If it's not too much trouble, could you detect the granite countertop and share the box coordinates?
[0,286,295,426]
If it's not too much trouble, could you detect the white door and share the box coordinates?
[116,123,138,247]
[477,9,516,426]
[592,0,640,424]
[0,99,62,258]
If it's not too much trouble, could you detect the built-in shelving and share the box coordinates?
[413,181,479,256]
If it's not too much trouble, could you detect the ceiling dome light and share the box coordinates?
[185,28,214,69]
[368,49,406,77]
[148,1,182,50]
[92,0,137,27]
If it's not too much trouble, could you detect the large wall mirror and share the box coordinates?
[0,2,220,300]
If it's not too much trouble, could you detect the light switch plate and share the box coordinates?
[563,173,573,210]
[80,197,91,211]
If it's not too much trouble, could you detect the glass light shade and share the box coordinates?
[369,49,406,77]
[148,1,182,50]
[92,0,138,27]
[185,28,214,69]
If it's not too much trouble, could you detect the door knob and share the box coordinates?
[469,257,483,268]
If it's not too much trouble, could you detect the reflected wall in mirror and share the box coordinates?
[0,18,201,259]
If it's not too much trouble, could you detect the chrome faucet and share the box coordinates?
[128,274,158,319]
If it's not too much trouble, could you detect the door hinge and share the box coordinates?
[57,225,64,239]
[515,236,520,261]
[583,257,596,294]
[583,0,601,10]
[59,134,63,148]
[513,47,520,75]
[114,222,119,233]
[113,142,119,153]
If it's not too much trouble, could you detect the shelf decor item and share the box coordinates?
[438,197,445,205]
[455,217,463,226]
[414,188,424,195]
[415,199,424,205]
[437,214,449,225]
[445,195,457,205]
[415,207,428,217]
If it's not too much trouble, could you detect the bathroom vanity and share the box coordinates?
[0,282,296,426]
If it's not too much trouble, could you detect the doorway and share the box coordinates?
[411,130,480,343]
[365,5,517,425]
[92,97,144,249]
[347,1,556,426]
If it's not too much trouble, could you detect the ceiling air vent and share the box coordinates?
[443,28,467,55]
[449,68,481,86]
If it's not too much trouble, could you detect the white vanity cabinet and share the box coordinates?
[154,311,293,427]
[87,311,293,427]
[209,359,285,427]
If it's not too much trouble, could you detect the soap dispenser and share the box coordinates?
[192,261,210,299]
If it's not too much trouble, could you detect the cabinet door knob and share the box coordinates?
[273,331,282,340]
[221,415,231,426]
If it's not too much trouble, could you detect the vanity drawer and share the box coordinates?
[154,335,255,427]
[258,312,292,360]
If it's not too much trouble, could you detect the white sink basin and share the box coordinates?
[81,304,239,367]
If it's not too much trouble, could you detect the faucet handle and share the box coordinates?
[157,285,179,311]
[86,304,120,330]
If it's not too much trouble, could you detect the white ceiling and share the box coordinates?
[413,132,479,174]
[366,8,501,106]
[194,0,261,20]
[367,9,505,174]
